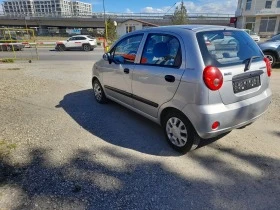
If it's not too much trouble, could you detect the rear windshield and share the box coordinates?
[197,30,263,67]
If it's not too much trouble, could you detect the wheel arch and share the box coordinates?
[160,107,195,129]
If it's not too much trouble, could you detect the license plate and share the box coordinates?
[233,75,261,93]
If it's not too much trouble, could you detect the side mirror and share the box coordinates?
[103,53,109,61]
[103,53,114,64]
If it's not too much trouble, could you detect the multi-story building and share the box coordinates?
[2,0,92,17]
[236,0,280,36]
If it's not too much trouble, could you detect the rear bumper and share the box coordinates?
[182,89,272,139]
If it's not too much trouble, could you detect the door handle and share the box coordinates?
[124,68,130,74]
[165,75,175,82]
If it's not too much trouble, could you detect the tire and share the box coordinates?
[92,79,107,103]
[57,44,65,51]
[83,44,91,52]
[264,52,276,67]
[6,45,12,51]
[163,111,200,153]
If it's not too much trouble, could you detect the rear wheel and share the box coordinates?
[163,111,200,153]
[83,44,91,51]
[264,52,276,67]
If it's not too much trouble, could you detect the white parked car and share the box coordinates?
[55,35,97,51]
[243,29,260,42]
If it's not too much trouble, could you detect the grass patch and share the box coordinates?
[0,140,16,158]
[0,58,15,63]
[6,68,20,70]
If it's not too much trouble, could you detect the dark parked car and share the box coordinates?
[0,36,25,51]
[258,34,280,67]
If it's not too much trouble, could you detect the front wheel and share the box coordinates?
[57,45,65,51]
[264,52,276,67]
[92,79,107,103]
[163,111,200,153]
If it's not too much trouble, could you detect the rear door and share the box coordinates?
[132,33,185,118]
[198,30,269,105]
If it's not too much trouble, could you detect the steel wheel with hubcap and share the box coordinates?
[83,44,91,51]
[92,79,107,103]
[163,111,200,153]
[264,52,275,67]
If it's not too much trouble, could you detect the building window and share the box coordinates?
[245,0,252,10]
[126,26,136,33]
[259,17,277,32]
[277,0,280,8]
[245,17,256,31]
[265,1,272,8]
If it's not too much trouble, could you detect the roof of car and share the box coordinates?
[71,35,89,37]
[130,25,239,34]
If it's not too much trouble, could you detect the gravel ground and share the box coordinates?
[0,60,280,210]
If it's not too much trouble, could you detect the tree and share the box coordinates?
[105,18,117,42]
[171,1,188,25]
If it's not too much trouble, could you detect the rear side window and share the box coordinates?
[141,34,182,68]
[197,30,263,67]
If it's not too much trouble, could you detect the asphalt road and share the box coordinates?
[0,56,280,209]
[0,47,105,61]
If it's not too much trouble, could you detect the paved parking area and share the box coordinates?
[0,57,279,209]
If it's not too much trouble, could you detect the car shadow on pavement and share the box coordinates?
[1,144,280,209]
[56,89,180,156]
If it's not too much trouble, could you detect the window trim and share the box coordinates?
[139,33,182,69]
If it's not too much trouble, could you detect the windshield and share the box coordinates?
[197,30,263,67]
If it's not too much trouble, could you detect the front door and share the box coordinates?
[132,33,185,118]
[102,34,144,106]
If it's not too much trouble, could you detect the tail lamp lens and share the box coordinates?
[264,57,271,77]
[212,121,220,130]
[203,66,223,91]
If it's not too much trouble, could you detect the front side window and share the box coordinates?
[197,30,263,67]
[111,34,143,64]
[140,34,182,68]
[265,1,272,8]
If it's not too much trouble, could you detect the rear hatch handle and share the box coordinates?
[244,56,260,72]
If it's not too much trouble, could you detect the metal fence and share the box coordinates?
[0,11,234,20]
[0,28,39,61]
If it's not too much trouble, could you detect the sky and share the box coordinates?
[90,0,238,14]
[0,0,238,14]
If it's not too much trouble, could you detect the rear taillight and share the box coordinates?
[203,66,223,91]
[264,57,271,77]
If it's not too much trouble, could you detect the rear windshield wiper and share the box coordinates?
[244,56,260,71]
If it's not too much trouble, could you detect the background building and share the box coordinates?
[2,0,92,17]
[116,19,158,37]
[236,0,280,36]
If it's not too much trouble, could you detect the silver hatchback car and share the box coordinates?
[92,25,272,153]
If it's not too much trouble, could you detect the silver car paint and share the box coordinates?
[92,25,272,139]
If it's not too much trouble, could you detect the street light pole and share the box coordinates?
[103,0,108,51]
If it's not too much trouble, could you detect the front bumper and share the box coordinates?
[182,89,272,139]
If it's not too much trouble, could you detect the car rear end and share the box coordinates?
[87,36,97,49]
[183,28,272,139]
